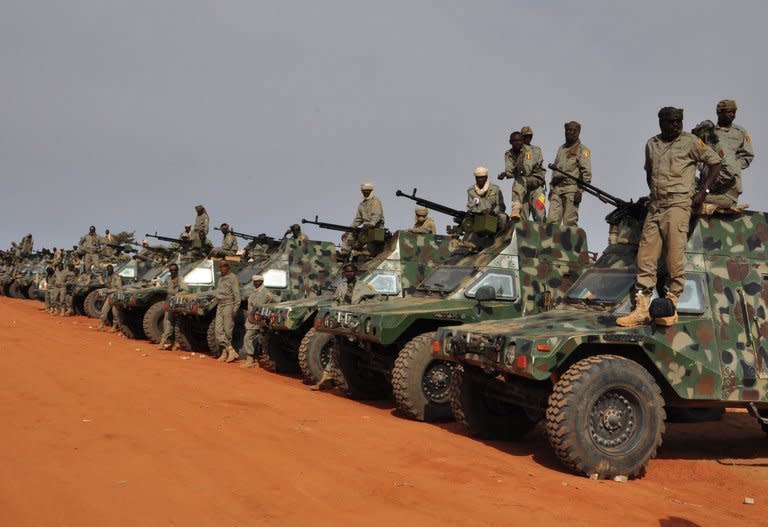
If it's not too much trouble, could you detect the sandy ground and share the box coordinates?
[0,296,766,527]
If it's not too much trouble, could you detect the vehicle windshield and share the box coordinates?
[183,260,215,286]
[417,266,475,293]
[363,270,400,296]
[116,261,137,279]
[565,270,635,304]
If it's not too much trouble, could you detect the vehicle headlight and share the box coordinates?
[364,318,372,334]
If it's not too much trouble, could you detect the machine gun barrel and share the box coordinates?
[301,216,357,233]
[547,164,628,208]
[395,188,467,222]
[145,232,192,245]
[213,227,271,243]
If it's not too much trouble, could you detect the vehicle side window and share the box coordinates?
[365,271,400,295]
[465,270,517,300]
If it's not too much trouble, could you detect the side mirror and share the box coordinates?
[474,285,496,302]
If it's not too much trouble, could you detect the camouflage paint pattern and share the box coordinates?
[436,211,768,406]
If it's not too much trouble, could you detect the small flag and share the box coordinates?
[534,193,546,211]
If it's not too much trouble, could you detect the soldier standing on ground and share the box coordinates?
[697,99,755,214]
[158,263,183,350]
[79,226,102,272]
[98,264,123,331]
[617,107,722,328]
[548,122,592,226]
[241,274,275,369]
[409,207,437,234]
[310,263,379,390]
[498,132,546,221]
[192,205,209,242]
[214,260,241,363]
[340,183,385,256]
[211,223,238,257]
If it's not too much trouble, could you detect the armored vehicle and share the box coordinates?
[170,238,339,365]
[317,218,590,421]
[434,209,768,479]
[254,231,456,380]
[80,258,165,318]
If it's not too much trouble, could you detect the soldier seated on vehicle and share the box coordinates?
[459,166,507,251]
[210,223,238,257]
[180,224,193,241]
[285,223,309,243]
[339,183,385,259]
[409,207,437,234]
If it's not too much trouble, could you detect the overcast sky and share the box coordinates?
[2,1,765,254]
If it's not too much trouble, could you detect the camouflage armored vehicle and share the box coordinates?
[434,208,768,479]
[316,218,590,421]
[171,237,339,366]
[79,258,164,318]
[253,231,456,380]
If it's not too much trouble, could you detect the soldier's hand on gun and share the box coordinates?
[692,189,708,209]
[497,171,507,180]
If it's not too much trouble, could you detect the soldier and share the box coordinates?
[241,274,275,369]
[98,264,123,331]
[697,99,755,214]
[52,263,76,316]
[498,131,546,221]
[214,260,241,363]
[409,207,437,234]
[134,240,158,263]
[79,226,102,271]
[48,262,66,314]
[339,183,385,255]
[285,223,309,242]
[211,223,238,257]
[20,234,33,256]
[548,121,592,226]
[467,166,506,219]
[101,229,115,258]
[617,107,722,328]
[180,224,193,240]
[192,205,209,242]
[52,247,62,267]
[158,263,183,350]
[521,126,548,221]
[310,263,379,390]
[43,266,55,312]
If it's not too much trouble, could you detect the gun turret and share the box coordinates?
[395,188,468,224]
[145,232,192,247]
[214,227,275,244]
[302,216,389,246]
[106,242,138,255]
[301,216,357,234]
[547,164,646,225]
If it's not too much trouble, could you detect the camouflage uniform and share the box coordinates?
[79,233,102,271]
[52,267,75,312]
[101,233,115,259]
[159,275,183,347]
[702,124,754,208]
[212,232,238,256]
[410,210,437,234]
[466,182,506,216]
[548,141,592,226]
[192,211,210,242]
[341,193,385,253]
[505,144,546,222]
[243,285,275,360]
[99,272,123,327]
[213,273,241,352]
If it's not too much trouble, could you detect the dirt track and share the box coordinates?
[0,297,766,527]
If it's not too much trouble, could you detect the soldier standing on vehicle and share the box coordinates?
[158,263,183,350]
[19,234,33,256]
[214,260,241,363]
[409,207,437,234]
[180,224,193,240]
[101,229,115,259]
[548,122,592,226]
[285,224,309,242]
[498,132,546,221]
[211,223,238,257]
[79,226,102,271]
[98,264,123,331]
[191,205,209,242]
[340,183,385,255]
[521,126,548,221]
[617,107,722,328]
[310,263,379,390]
[697,99,755,214]
[241,275,275,369]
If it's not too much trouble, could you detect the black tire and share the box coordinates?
[119,310,146,340]
[546,354,665,480]
[26,282,39,300]
[264,335,299,374]
[449,364,536,440]
[206,318,220,356]
[336,343,390,400]
[298,328,333,383]
[665,407,725,423]
[83,289,105,319]
[392,332,455,422]
[8,282,23,299]
[177,319,208,352]
[142,301,166,344]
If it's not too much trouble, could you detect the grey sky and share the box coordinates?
[2,1,765,253]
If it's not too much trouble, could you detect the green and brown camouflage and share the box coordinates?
[434,210,768,478]
[315,219,590,420]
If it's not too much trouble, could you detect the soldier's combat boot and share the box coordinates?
[171,342,181,351]
[616,289,651,327]
[95,320,104,330]
[240,356,258,369]
[225,345,238,363]
[510,201,522,220]
[216,346,228,361]
[108,324,119,333]
[655,292,679,327]
[309,371,335,391]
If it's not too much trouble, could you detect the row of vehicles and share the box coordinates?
[4,186,768,480]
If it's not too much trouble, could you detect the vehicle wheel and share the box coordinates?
[119,310,146,340]
[546,354,665,479]
[26,283,39,300]
[206,319,221,357]
[83,289,105,318]
[392,332,454,422]
[265,335,299,374]
[142,301,166,344]
[336,343,390,400]
[449,364,536,440]
[177,319,207,352]
[298,328,333,384]
[665,407,725,423]
[8,282,23,299]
